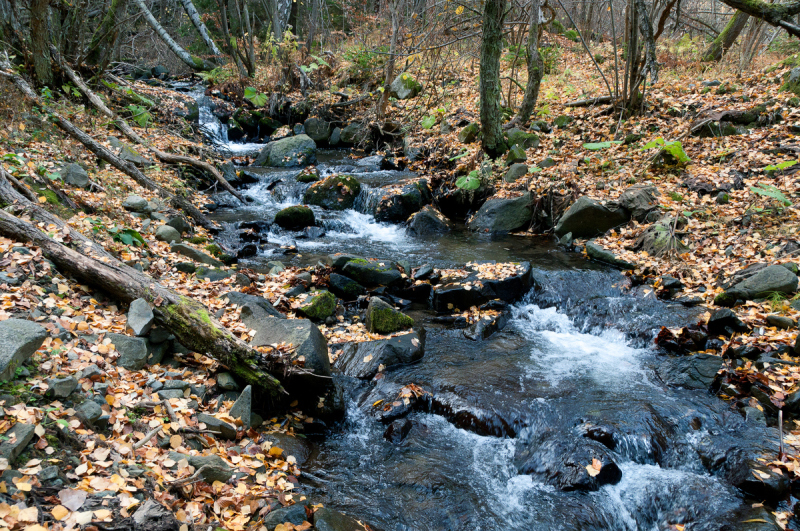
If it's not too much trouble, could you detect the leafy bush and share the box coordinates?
[641,137,691,164]
[539,45,561,74]
[551,19,565,34]
[564,29,580,43]
[343,46,387,83]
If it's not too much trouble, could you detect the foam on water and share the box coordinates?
[326,210,414,246]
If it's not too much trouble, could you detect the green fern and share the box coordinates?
[749,183,791,206]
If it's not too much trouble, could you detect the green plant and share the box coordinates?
[300,55,330,74]
[539,45,561,74]
[197,67,234,85]
[455,170,481,190]
[668,191,683,201]
[641,137,691,164]
[583,141,622,151]
[749,183,791,207]
[421,115,437,130]
[764,160,798,174]
[564,29,580,42]
[111,227,146,246]
[127,104,153,128]
[243,87,267,107]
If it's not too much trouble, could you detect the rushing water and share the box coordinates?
[187,91,785,530]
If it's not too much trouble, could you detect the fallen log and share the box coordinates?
[0,204,285,396]
[564,95,615,108]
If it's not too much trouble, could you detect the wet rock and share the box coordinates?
[365,297,414,334]
[314,508,371,531]
[133,499,180,531]
[374,180,432,223]
[464,311,510,340]
[298,290,336,320]
[155,225,181,243]
[0,319,46,381]
[123,195,149,213]
[170,243,222,266]
[328,273,365,301]
[127,298,154,337]
[229,385,252,429]
[274,205,315,230]
[390,72,422,99]
[413,264,434,281]
[0,423,35,462]
[554,196,629,238]
[197,413,237,439]
[108,332,148,370]
[504,163,528,183]
[656,353,723,390]
[585,241,637,270]
[263,504,309,529]
[342,260,403,287]
[436,182,495,221]
[60,163,89,188]
[384,418,413,443]
[515,437,622,491]
[304,117,331,143]
[743,406,767,425]
[253,134,317,167]
[467,192,533,233]
[716,265,798,306]
[48,376,78,398]
[329,127,341,146]
[336,330,424,378]
[263,433,312,465]
[225,291,285,318]
[408,205,453,236]
[303,175,361,211]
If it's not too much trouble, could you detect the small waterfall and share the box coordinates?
[190,88,266,157]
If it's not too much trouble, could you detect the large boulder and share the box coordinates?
[365,297,414,334]
[303,117,331,143]
[716,264,799,306]
[303,175,361,210]
[554,196,629,238]
[126,298,154,336]
[374,180,432,222]
[617,185,659,222]
[335,330,425,379]
[0,319,47,381]
[60,163,89,188]
[389,73,422,99]
[339,123,370,145]
[253,134,317,167]
[274,205,315,230]
[656,353,723,390]
[467,192,533,233]
[408,205,453,236]
[342,260,403,287]
[245,317,331,382]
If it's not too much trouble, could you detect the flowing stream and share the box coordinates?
[188,88,785,530]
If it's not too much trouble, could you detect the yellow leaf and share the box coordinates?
[18,507,38,522]
[38,196,47,203]
[268,447,283,457]
[455,5,464,14]
[169,435,182,449]
[52,505,70,520]
[16,482,31,492]
[585,464,600,477]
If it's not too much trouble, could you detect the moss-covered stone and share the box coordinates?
[458,123,480,144]
[389,73,423,99]
[506,144,527,165]
[554,115,573,128]
[296,171,320,183]
[298,290,336,320]
[782,67,800,97]
[365,298,414,334]
[505,128,539,150]
[274,205,315,230]
[303,175,361,211]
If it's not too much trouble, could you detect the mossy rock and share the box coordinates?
[505,128,539,150]
[458,123,480,144]
[274,206,315,230]
[506,144,527,165]
[297,171,320,183]
[766,55,800,74]
[303,175,361,211]
[298,290,336,320]
[554,115,573,128]
[782,68,800,97]
[390,73,422,100]
[365,298,414,334]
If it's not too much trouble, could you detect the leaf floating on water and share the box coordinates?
[592,458,602,471]
[585,464,600,477]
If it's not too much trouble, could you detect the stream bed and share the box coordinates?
[188,87,787,530]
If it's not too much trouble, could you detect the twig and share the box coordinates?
[133,426,162,449]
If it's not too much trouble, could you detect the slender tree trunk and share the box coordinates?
[30,0,53,86]
[634,0,658,83]
[513,0,544,125]
[84,0,129,71]
[479,0,507,158]
[306,0,319,50]
[131,0,214,71]
[378,0,400,119]
[702,9,750,61]
[179,0,223,58]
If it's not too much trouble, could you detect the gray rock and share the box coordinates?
[264,505,309,529]
[767,314,796,329]
[293,124,305,135]
[505,163,528,183]
[75,401,103,424]
[585,241,638,270]
[61,163,89,188]
[79,364,102,380]
[226,291,285,319]
[166,216,192,235]
[195,267,233,282]
[132,499,180,531]
[656,353,723,389]
[110,138,154,167]
[216,372,239,391]
[467,192,533,233]
[38,465,60,482]
[157,389,185,400]
[48,376,78,398]
[506,144,527,165]
[389,72,422,99]
[0,423,35,462]
[127,298,154,337]
[329,127,341,146]
[328,273,366,301]
[314,508,370,531]
[721,265,798,304]
[122,195,150,213]
[253,134,317,167]
[146,339,169,365]
[148,326,171,344]
[340,123,369,145]
[0,319,46,381]
[197,413,237,439]
[0,272,21,286]
[246,317,331,384]
[229,385,252,429]
[170,243,222,266]
[554,196,629,238]
[336,331,425,379]
[108,332,148,370]
[618,185,659,222]
[365,297,414,334]
[155,225,181,244]
[743,406,767,425]
[162,380,190,390]
[342,260,402,287]
[408,205,453,236]
[304,117,331,143]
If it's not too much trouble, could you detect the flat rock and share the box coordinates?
[197,413,237,439]
[0,423,35,462]
[585,241,637,270]
[342,260,402,287]
[225,291,285,319]
[314,508,371,531]
[335,330,425,379]
[656,353,723,390]
[467,192,533,233]
[0,319,46,381]
[263,505,309,529]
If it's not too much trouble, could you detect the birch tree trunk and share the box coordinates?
[179,0,223,58]
[480,0,508,158]
[131,0,214,71]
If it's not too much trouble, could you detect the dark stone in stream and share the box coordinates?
[303,175,362,211]
[707,308,749,336]
[373,180,432,223]
[342,260,403,287]
[263,504,309,529]
[274,205,315,230]
[407,205,453,236]
[656,353,723,390]
[262,433,312,465]
[514,437,622,491]
[432,262,534,313]
[463,310,510,340]
[335,330,425,379]
[313,508,371,531]
[384,419,413,444]
[328,273,366,301]
[435,184,495,221]
[466,192,534,233]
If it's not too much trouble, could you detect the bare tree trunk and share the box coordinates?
[635,0,658,83]
[718,0,800,38]
[306,0,319,50]
[84,0,129,71]
[179,0,223,58]
[512,0,544,126]
[480,0,508,158]
[702,9,750,61]
[378,0,400,119]
[131,0,214,71]
[30,0,53,86]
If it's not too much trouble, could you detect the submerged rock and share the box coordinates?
[303,175,361,210]
[656,353,723,390]
[515,437,622,491]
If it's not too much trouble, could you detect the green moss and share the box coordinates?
[303,175,362,211]
[297,172,320,183]
[349,258,370,265]
[205,243,223,257]
[274,205,315,230]
[299,290,336,320]
[714,292,738,308]
[189,236,208,244]
[369,308,414,334]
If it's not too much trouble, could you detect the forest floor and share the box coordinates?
[2,35,800,529]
